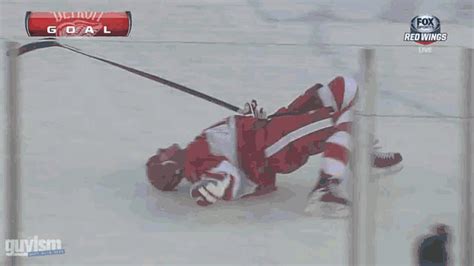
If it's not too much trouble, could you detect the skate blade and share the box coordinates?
[305,201,350,219]
[372,164,403,177]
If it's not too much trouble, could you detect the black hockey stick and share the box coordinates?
[7,39,241,112]
[7,40,305,118]
[59,43,242,112]
[57,44,305,119]
[9,40,457,120]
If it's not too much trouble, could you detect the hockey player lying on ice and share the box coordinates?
[146,76,403,217]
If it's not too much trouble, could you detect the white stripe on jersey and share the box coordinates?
[341,76,357,110]
[322,157,347,177]
[326,131,352,150]
[264,117,333,158]
[317,85,338,111]
[205,116,238,166]
[335,109,353,126]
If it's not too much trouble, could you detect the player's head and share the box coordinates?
[146,144,185,191]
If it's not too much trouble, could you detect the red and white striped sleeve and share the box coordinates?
[318,76,358,177]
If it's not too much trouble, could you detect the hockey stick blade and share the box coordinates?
[6,39,60,56]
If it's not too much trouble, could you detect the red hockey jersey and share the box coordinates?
[184,108,335,206]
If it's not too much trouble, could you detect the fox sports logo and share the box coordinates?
[410,15,440,34]
[404,15,447,45]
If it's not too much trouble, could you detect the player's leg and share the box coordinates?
[305,76,403,217]
[272,75,358,116]
[272,83,325,116]
[304,114,352,217]
[303,76,357,217]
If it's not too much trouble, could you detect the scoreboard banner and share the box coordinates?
[25,11,132,37]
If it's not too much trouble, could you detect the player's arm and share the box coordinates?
[189,161,245,206]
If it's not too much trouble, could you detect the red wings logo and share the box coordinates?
[56,20,104,37]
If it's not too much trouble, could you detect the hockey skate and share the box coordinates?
[369,137,403,176]
[305,150,403,218]
[304,173,350,218]
[372,150,403,176]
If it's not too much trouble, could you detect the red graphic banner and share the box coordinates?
[25,11,132,37]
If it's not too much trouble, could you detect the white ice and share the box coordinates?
[0,0,473,265]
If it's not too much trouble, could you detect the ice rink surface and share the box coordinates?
[0,0,473,265]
